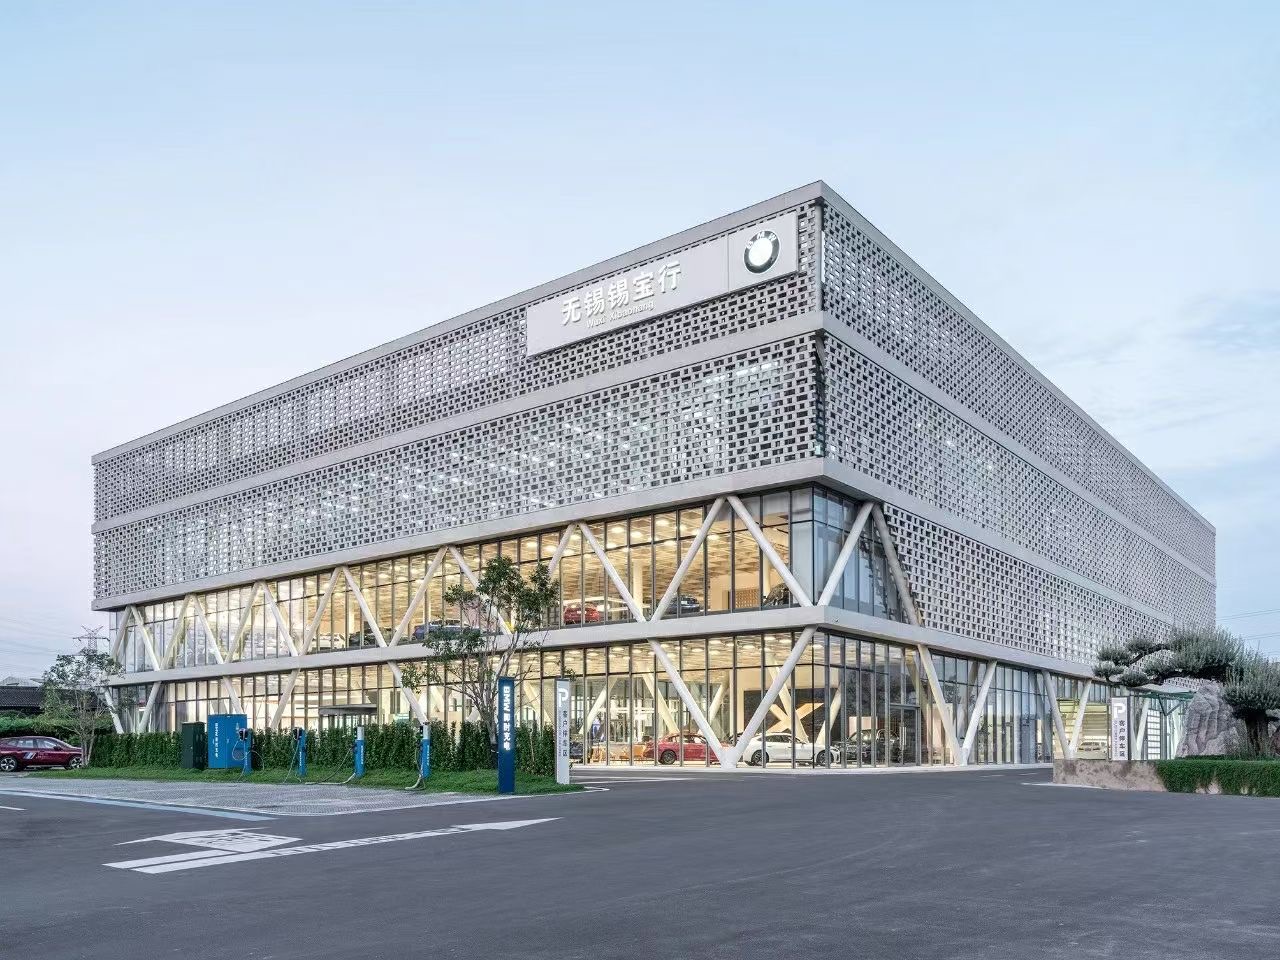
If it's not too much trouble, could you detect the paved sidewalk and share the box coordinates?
[0,777,516,816]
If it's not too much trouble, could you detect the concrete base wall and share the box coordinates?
[1054,759,1168,792]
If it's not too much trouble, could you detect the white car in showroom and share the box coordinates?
[736,731,839,767]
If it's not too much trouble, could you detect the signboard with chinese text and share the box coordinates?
[1109,697,1130,761]
[555,677,571,785]
[497,676,515,794]
[525,212,799,356]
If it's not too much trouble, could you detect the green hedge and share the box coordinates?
[1154,758,1280,796]
[0,713,112,742]
[89,721,555,776]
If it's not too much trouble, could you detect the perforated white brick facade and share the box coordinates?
[92,182,1214,676]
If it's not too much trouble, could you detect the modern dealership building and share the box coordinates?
[94,182,1214,769]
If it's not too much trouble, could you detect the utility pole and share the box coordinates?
[74,626,106,652]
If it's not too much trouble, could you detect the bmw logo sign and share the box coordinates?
[743,230,780,274]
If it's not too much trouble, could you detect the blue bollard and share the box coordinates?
[297,729,307,778]
[353,725,365,779]
[419,725,431,779]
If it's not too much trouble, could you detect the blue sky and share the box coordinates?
[2,3,1277,675]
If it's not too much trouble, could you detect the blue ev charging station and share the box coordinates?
[207,714,247,769]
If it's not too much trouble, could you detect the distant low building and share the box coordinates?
[0,677,44,717]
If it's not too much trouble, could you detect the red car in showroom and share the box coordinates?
[0,736,82,772]
[640,733,723,765]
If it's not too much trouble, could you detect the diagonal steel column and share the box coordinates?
[578,523,646,622]
[648,639,731,767]
[916,644,961,763]
[816,502,875,606]
[960,660,1000,764]
[651,498,725,621]
[300,568,340,654]
[727,495,812,606]
[389,548,448,645]
[261,583,301,657]
[1040,670,1071,759]
[268,670,302,729]
[727,626,816,766]
[870,505,921,626]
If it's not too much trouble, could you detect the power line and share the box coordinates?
[1220,607,1280,622]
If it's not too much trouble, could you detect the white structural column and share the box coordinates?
[728,626,817,766]
[161,596,195,669]
[1067,680,1093,758]
[269,670,302,729]
[387,662,428,724]
[102,687,125,734]
[230,583,265,662]
[192,598,228,665]
[959,660,1000,764]
[1132,697,1150,758]
[1040,670,1071,758]
[651,498,725,620]
[300,569,340,654]
[727,495,812,606]
[389,547,448,645]
[342,566,387,646]
[138,681,163,733]
[110,607,136,661]
[868,505,960,763]
[220,677,244,715]
[816,502,875,605]
[871,505,921,626]
[648,639,730,767]
[578,523,646,622]
[449,546,514,639]
[261,583,301,657]
[916,645,961,764]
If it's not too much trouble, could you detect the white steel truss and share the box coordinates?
[109,491,1084,766]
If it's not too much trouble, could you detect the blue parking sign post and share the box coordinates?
[497,676,515,794]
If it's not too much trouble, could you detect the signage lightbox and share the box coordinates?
[497,676,515,794]
[525,212,799,356]
[554,677,571,785]
[1109,697,1130,761]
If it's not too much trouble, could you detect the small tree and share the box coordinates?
[1222,655,1280,754]
[1095,625,1279,757]
[1094,625,1240,688]
[39,650,126,767]
[400,556,558,756]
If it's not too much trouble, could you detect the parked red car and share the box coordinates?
[562,603,602,625]
[0,736,82,772]
[640,733,722,765]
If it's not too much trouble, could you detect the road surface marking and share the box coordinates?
[0,789,273,821]
[106,818,560,875]
[0,804,24,811]
[118,828,300,852]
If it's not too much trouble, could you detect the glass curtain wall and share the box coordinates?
[115,485,914,678]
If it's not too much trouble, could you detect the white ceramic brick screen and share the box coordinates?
[95,337,821,598]
[881,505,1180,664]
[821,339,1214,626]
[93,204,821,523]
[821,207,1215,575]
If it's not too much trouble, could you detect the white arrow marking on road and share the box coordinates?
[106,818,560,875]
[0,804,24,811]
[116,828,299,853]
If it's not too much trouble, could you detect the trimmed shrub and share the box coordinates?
[1154,758,1280,796]
[85,721,553,774]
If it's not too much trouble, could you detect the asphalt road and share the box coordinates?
[2,769,1278,960]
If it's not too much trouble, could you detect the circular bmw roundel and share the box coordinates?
[744,230,780,274]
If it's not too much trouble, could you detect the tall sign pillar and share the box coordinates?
[1109,697,1130,762]
[555,677,571,785]
[497,677,516,794]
